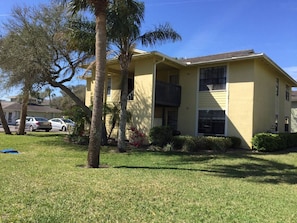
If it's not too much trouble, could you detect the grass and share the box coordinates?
[0,132,297,222]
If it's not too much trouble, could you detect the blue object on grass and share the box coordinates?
[0,149,19,154]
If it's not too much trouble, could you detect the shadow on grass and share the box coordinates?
[34,134,88,151]
[23,134,297,185]
[25,132,67,137]
[206,154,297,184]
[115,150,297,185]
[114,165,212,172]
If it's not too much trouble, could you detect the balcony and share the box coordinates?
[155,81,181,107]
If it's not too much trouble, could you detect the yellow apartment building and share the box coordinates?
[83,49,297,149]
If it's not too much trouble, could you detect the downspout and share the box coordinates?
[151,57,165,129]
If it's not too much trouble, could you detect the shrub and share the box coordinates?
[206,136,232,152]
[252,133,283,152]
[129,126,146,148]
[287,133,297,148]
[228,136,241,148]
[172,135,233,152]
[172,135,197,152]
[149,126,173,147]
[171,136,186,150]
[194,136,209,151]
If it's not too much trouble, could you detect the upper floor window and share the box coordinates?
[199,66,226,91]
[285,85,290,101]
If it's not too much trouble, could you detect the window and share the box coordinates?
[199,66,226,91]
[285,116,289,132]
[167,110,178,130]
[198,110,225,135]
[8,113,12,123]
[275,114,278,132]
[128,78,134,100]
[285,85,290,101]
[107,78,111,96]
[276,78,279,96]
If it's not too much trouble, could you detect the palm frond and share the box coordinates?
[138,23,182,47]
[59,0,92,15]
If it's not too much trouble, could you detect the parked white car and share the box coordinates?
[15,116,52,132]
[49,118,75,131]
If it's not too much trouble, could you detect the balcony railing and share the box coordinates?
[155,81,181,107]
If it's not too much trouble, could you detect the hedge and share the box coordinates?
[252,132,297,152]
[171,135,238,152]
[149,126,173,147]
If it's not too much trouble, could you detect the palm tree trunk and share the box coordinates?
[87,1,107,168]
[117,63,129,152]
[0,101,11,134]
[17,90,29,135]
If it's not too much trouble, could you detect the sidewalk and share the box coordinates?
[0,125,16,132]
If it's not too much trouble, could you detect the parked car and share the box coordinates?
[15,116,52,132]
[49,118,75,132]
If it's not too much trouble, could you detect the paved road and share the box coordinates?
[0,125,62,133]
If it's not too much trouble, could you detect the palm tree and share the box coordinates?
[62,0,108,168]
[107,0,182,152]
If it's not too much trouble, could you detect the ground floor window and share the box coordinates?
[167,110,178,130]
[198,110,225,135]
[285,116,289,132]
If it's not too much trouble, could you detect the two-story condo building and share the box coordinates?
[83,49,297,149]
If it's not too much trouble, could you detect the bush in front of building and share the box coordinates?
[149,126,173,147]
[228,136,242,148]
[171,135,197,152]
[206,136,233,152]
[252,132,297,152]
[171,135,236,152]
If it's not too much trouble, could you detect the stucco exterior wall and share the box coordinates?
[178,67,198,136]
[85,76,94,107]
[156,67,179,82]
[106,74,121,103]
[253,59,291,134]
[253,60,278,134]
[127,58,154,137]
[227,60,255,148]
[291,102,297,132]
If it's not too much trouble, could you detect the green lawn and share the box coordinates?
[0,133,297,223]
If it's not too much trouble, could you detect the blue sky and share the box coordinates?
[1,0,297,99]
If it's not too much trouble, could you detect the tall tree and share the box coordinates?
[44,87,56,107]
[51,85,85,111]
[0,3,94,132]
[62,0,108,168]
[0,101,11,135]
[0,16,45,134]
[107,0,181,152]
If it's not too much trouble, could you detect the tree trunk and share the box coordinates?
[0,101,11,134]
[87,1,107,168]
[17,90,29,135]
[117,68,128,152]
[48,80,92,119]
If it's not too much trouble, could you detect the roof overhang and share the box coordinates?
[185,53,297,87]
